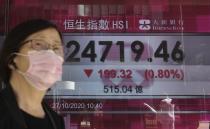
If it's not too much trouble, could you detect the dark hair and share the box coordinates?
[0,19,63,83]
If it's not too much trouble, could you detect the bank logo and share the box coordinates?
[139,19,151,30]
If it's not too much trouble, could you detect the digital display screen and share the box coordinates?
[47,34,210,98]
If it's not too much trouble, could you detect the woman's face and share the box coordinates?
[14,28,63,72]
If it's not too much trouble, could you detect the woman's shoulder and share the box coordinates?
[0,92,9,115]
[43,101,65,129]
[43,102,62,118]
[0,86,24,121]
[0,93,11,127]
[0,94,11,121]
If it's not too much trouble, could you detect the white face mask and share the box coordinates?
[16,50,64,91]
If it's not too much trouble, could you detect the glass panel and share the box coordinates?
[1,0,210,128]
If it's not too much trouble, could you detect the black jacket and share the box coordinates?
[0,82,65,129]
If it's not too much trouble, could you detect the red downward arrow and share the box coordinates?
[84,69,93,78]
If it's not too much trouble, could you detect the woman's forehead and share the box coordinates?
[24,28,61,43]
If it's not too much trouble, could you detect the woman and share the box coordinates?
[0,19,65,129]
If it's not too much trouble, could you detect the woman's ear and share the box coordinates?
[8,57,17,70]
[9,64,15,70]
[13,57,17,64]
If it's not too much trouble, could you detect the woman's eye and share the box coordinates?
[53,46,60,50]
[34,42,42,47]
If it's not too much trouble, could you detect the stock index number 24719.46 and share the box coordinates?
[65,40,184,63]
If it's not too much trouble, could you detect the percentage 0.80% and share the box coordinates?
[145,69,184,80]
